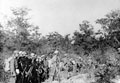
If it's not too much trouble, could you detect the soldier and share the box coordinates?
[4,50,19,83]
[9,55,16,77]
[48,50,59,82]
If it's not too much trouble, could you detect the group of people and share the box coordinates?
[4,50,50,83]
[4,50,84,83]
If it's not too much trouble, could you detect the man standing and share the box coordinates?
[8,50,19,83]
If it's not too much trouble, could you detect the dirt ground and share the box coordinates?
[5,74,95,83]
[8,77,15,83]
[43,74,95,83]
[3,74,120,83]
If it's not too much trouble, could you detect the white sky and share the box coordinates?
[0,0,120,36]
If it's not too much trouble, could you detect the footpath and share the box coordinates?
[43,74,95,83]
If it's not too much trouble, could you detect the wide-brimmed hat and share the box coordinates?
[41,55,45,58]
[14,50,19,54]
[54,50,59,54]
[19,51,23,54]
[13,50,19,57]
[22,51,27,56]
[30,53,35,57]
[19,51,23,56]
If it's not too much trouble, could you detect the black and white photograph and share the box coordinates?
[0,0,120,83]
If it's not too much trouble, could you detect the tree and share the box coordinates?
[72,20,95,55]
[96,10,120,48]
[0,7,43,55]
[79,20,94,36]
[46,32,64,51]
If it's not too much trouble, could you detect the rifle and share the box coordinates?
[25,66,34,77]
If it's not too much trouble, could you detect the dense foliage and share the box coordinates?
[0,8,120,83]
